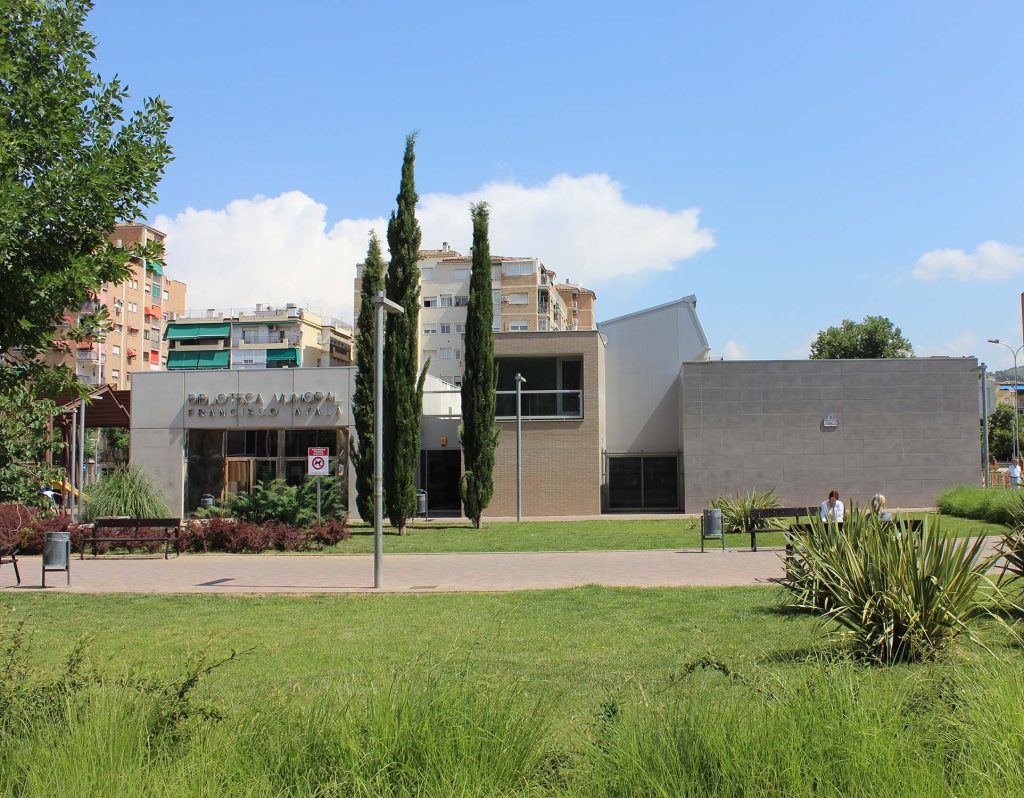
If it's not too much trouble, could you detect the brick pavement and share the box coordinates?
[1,538,1000,595]
[1,548,790,594]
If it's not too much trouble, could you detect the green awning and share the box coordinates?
[166,350,200,369]
[266,347,300,364]
[146,260,164,276]
[197,350,229,369]
[164,323,231,340]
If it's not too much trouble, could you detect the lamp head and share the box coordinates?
[988,338,1001,344]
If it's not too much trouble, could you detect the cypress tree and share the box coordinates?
[351,231,385,522]
[383,133,427,534]
[459,203,499,528]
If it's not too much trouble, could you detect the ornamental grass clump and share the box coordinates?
[785,511,995,663]
[995,491,1024,584]
[709,488,784,534]
[80,465,170,522]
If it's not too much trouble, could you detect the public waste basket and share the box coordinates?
[42,530,71,587]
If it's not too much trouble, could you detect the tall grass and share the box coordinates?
[937,484,1020,525]
[80,464,171,522]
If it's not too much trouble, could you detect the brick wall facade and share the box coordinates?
[485,330,605,517]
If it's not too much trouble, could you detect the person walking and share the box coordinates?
[820,490,845,524]
[1010,458,1022,489]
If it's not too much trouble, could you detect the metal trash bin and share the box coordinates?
[700,508,724,552]
[42,530,71,587]
[200,494,216,509]
[416,489,428,519]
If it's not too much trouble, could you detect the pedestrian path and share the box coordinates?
[2,547,791,594]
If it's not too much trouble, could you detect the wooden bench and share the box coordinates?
[81,518,181,559]
[749,506,817,552]
[0,544,19,586]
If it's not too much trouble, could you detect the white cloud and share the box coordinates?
[912,240,1024,282]
[723,340,749,359]
[155,174,715,321]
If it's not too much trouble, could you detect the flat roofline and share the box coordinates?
[682,356,978,364]
[115,221,166,237]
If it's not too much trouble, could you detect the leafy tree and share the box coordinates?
[0,0,172,369]
[459,203,499,528]
[352,232,385,522]
[987,404,1023,462]
[0,382,61,506]
[809,316,913,360]
[383,134,428,534]
[0,0,171,501]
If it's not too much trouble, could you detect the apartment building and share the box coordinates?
[163,305,353,371]
[46,222,187,389]
[353,244,597,386]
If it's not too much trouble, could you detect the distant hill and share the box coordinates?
[992,368,1020,382]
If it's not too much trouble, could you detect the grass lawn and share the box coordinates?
[1,586,1020,796]
[312,512,1007,555]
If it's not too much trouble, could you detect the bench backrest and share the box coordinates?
[92,518,181,530]
[751,507,816,521]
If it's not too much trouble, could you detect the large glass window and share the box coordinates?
[495,356,582,418]
[608,455,679,510]
[226,430,278,457]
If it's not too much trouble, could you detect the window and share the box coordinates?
[143,329,149,341]
[145,283,152,295]
[455,295,469,307]
[495,355,583,419]
[127,301,138,313]
[112,345,120,356]
[492,320,501,333]
[423,325,438,335]
[423,296,437,308]
[113,323,123,333]
[507,293,529,305]
[503,262,535,277]
[491,266,501,281]
[509,321,529,332]
[129,279,138,289]
[439,323,452,334]
[439,294,453,307]
[453,375,463,387]
[538,317,549,331]
[163,290,169,301]
[455,348,461,361]
[440,348,453,359]
[454,268,470,280]
[492,290,501,304]
[421,267,434,281]
[455,323,465,333]
[111,369,120,380]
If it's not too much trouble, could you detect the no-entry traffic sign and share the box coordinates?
[307,447,330,476]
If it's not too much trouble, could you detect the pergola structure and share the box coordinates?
[52,386,130,517]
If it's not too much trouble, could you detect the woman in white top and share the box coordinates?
[820,490,844,523]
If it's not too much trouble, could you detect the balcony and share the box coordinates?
[79,299,100,313]
[76,373,101,386]
[233,330,301,347]
[495,389,582,420]
[76,348,100,362]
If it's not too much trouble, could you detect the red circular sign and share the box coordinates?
[311,456,325,470]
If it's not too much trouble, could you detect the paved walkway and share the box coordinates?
[2,537,1002,595]
[2,548,793,594]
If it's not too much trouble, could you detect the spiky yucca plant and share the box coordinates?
[995,491,1024,582]
[785,511,994,663]
[709,488,784,534]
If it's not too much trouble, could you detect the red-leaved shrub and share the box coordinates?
[0,504,84,554]
[183,517,349,553]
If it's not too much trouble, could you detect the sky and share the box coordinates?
[86,1,1024,368]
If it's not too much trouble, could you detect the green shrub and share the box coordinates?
[709,488,784,534]
[937,484,1018,525]
[785,512,996,663]
[80,465,170,522]
[224,477,345,527]
[995,492,1024,582]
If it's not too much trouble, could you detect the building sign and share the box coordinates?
[307,447,330,475]
[185,391,343,419]
[823,414,839,429]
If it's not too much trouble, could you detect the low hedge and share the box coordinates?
[936,485,1022,526]
[0,504,350,555]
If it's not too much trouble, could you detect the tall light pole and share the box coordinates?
[988,338,1023,461]
[514,373,526,522]
[373,290,405,589]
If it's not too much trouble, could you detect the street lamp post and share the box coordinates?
[373,290,405,589]
[514,373,526,522]
[988,339,1024,461]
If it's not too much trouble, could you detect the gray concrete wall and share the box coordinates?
[599,296,709,453]
[680,358,980,511]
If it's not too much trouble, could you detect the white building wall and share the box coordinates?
[598,295,710,453]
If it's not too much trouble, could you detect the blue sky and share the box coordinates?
[87,1,1024,367]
